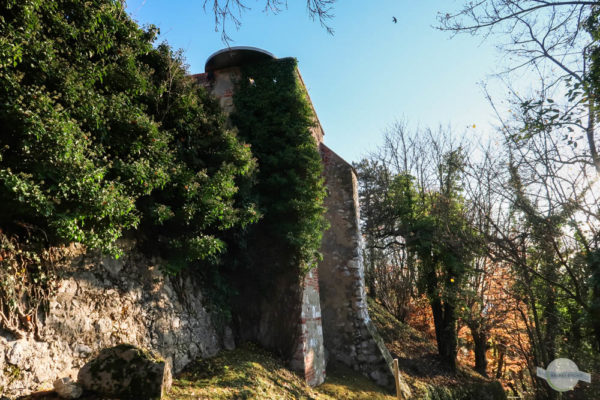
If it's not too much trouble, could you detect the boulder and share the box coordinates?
[77,344,171,399]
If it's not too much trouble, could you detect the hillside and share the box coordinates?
[367,298,506,400]
[163,298,506,400]
[164,343,393,400]
[19,297,505,400]
[161,298,505,400]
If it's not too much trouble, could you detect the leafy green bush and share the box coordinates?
[0,0,256,264]
[135,44,258,272]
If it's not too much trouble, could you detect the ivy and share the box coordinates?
[231,58,328,274]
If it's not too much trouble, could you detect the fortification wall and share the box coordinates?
[318,144,395,388]
[1,47,399,397]
[0,243,221,397]
[199,47,396,389]
[198,52,327,387]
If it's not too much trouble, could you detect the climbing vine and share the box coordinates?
[231,58,328,274]
[0,231,60,338]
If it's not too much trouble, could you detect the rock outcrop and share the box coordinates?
[0,243,220,397]
[53,377,83,399]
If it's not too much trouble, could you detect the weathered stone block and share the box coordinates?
[77,344,171,399]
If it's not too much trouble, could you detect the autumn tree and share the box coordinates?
[356,125,480,371]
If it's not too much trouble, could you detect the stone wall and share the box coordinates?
[318,143,396,388]
[2,46,407,397]
[0,243,221,397]
[198,48,398,389]
[290,268,326,386]
[197,54,327,387]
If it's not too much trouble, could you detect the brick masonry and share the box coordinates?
[290,268,326,386]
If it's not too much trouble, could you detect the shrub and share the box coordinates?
[0,0,257,264]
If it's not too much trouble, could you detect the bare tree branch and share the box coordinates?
[204,0,336,42]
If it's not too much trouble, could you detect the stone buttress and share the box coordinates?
[319,144,395,387]
[196,47,326,386]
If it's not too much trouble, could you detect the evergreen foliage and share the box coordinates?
[231,58,328,273]
[0,0,257,263]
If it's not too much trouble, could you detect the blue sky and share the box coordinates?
[125,0,505,163]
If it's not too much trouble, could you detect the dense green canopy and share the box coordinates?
[0,0,257,262]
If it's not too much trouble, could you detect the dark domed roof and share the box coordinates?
[205,47,275,73]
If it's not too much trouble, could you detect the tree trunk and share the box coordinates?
[368,246,377,299]
[469,322,488,377]
[590,251,600,351]
[495,343,505,379]
[592,290,600,352]
[585,98,600,173]
[431,297,457,371]
[424,257,457,372]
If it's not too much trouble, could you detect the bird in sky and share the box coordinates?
[392,16,397,23]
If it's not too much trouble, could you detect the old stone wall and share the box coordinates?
[318,143,396,388]
[3,46,404,397]
[290,268,326,386]
[197,54,327,387]
[0,243,221,397]
[198,48,398,389]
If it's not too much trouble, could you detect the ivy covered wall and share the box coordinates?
[222,58,329,361]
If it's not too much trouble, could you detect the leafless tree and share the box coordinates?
[440,1,600,172]
[204,0,336,42]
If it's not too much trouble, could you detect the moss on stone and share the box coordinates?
[78,344,168,400]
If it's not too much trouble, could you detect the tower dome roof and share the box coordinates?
[205,46,275,72]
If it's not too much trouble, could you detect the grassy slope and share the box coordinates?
[166,343,394,400]
[164,298,505,400]
[20,299,504,400]
[368,298,506,400]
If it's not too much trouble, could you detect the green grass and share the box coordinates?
[166,343,395,400]
[164,299,505,400]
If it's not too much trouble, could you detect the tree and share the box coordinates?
[441,5,600,394]
[205,0,336,41]
[135,44,259,271]
[440,1,600,172]
[356,125,480,371]
[0,0,256,257]
[0,0,257,336]
[412,149,480,372]
[355,158,419,321]
[459,115,600,397]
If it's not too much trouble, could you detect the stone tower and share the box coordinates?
[195,46,396,388]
